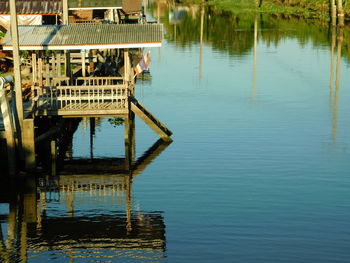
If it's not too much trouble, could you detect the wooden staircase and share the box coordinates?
[130,98,172,142]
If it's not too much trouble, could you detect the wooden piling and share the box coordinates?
[9,0,24,132]
[125,113,135,170]
[0,89,16,176]
[62,0,69,25]
[22,119,36,170]
[81,50,86,77]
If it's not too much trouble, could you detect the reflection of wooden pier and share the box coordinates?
[0,135,170,261]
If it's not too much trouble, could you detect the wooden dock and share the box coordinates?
[0,22,172,175]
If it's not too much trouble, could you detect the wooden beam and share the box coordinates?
[9,0,24,128]
[130,99,172,142]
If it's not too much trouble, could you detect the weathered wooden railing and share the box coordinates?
[69,18,104,25]
[32,77,129,115]
[75,76,124,86]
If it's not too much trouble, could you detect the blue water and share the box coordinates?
[1,10,350,263]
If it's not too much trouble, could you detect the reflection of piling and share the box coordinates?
[330,29,343,143]
[252,17,258,99]
[51,140,57,177]
[337,0,344,27]
[89,118,95,160]
[329,28,336,94]
[331,0,337,26]
[199,4,204,81]
[126,176,132,232]
[331,0,345,27]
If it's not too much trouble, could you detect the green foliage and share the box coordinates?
[20,50,29,59]
[153,3,350,63]
[108,117,125,127]
[180,0,350,20]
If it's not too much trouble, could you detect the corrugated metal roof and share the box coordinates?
[68,0,123,8]
[0,0,62,14]
[3,24,163,50]
[122,0,142,13]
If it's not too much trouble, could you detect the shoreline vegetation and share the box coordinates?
[178,0,350,24]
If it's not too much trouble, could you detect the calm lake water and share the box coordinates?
[1,4,350,263]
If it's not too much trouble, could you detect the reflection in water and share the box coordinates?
[330,29,344,144]
[154,1,348,145]
[153,1,350,62]
[0,116,171,262]
[252,16,258,99]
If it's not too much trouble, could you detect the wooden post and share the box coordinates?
[124,49,131,94]
[32,53,37,85]
[9,0,24,129]
[0,88,16,176]
[22,119,36,170]
[62,0,69,25]
[65,51,71,82]
[89,50,94,73]
[38,58,43,86]
[124,113,135,170]
[81,50,86,77]
[90,117,95,160]
[57,53,61,77]
[125,116,131,170]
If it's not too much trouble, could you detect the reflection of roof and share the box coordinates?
[68,0,123,9]
[0,0,62,15]
[3,24,163,50]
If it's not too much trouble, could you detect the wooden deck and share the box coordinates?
[36,101,129,116]
[33,81,129,116]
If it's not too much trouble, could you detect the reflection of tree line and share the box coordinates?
[156,4,350,62]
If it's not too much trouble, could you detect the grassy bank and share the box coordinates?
[179,0,350,21]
